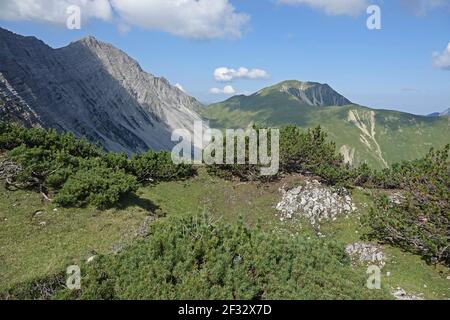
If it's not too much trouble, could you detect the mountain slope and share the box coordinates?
[428,108,450,117]
[203,81,450,169]
[256,80,352,107]
[0,73,42,127]
[0,28,205,153]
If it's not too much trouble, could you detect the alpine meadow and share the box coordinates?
[0,0,449,306]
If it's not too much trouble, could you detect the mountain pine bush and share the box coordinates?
[54,161,139,209]
[281,126,354,185]
[52,215,390,300]
[0,123,195,209]
[0,123,102,157]
[129,150,195,183]
[205,125,271,181]
[207,125,351,184]
[364,145,450,265]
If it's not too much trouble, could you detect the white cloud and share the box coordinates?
[111,0,249,40]
[0,0,112,25]
[210,85,236,95]
[214,67,269,82]
[277,0,368,16]
[0,0,249,40]
[433,43,450,70]
[174,83,185,92]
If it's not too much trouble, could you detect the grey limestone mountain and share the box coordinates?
[0,27,206,153]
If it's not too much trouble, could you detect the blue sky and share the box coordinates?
[0,0,449,115]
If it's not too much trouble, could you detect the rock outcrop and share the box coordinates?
[347,109,388,168]
[392,287,424,300]
[345,243,386,268]
[0,27,207,153]
[276,179,357,226]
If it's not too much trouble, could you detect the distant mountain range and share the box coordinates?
[0,27,206,153]
[1,28,449,168]
[202,81,450,169]
[428,108,450,117]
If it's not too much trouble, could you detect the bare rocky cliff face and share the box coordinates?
[0,73,42,127]
[0,27,206,153]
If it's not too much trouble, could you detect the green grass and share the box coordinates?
[142,168,279,224]
[0,185,152,292]
[1,169,448,299]
[112,169,450,300]
[319,188,450,300]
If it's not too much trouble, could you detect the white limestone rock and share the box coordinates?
[276,179,357,226]
[345,243,386,267]
[392,287,424,300]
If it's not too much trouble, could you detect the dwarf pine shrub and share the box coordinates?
[54,215,390,300]
[0,123,195,209]
[364,145,450,265]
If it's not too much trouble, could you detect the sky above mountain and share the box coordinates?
[0,0,449,115]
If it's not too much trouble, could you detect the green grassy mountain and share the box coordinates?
[203,81,450,169]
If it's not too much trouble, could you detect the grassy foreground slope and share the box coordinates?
[203,82,450,169]
[1,169,449,299]
[0,123,448,299]
[0,180,152,292]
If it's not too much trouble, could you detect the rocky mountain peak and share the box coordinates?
[72,35,116,52]
[78,35,100,44]
[255,80,352,107]
[279,80,326,90]
[0,27,207,154]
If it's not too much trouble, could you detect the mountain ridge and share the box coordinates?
[428,108,450,117]
[203,82,450,169]
[1,28,448,168]
[253,80,353,107]
[0,27,206,153]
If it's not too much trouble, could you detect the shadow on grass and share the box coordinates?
[115,192,160,213]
